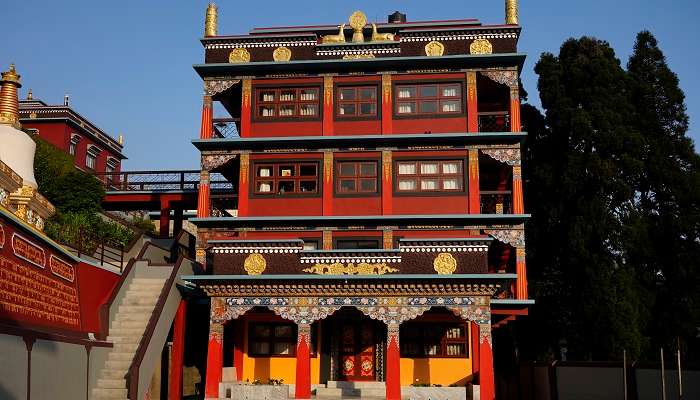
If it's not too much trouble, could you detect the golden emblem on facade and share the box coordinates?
[303,262,398,275]
[433,252,457,274]
[424,41,445,57]
[470,38,493,55]
[273,46,292,62]
[244,252,266,275]
[349,11,368,43]
[228,48,251,63]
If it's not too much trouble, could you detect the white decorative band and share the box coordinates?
[205,41,316,49]
[401,33,518,42]
[399,245,489,253]
[299,256,402,264]
[211,246,303,254]
[316,48,401,56]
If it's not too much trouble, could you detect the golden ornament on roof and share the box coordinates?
[349,11,367,43]
[433,252,457,275]
[273,46,292,62]
[424,41,445,57]
[321,24,347,44]
[229,48,251,63]
[205,3,218,37]
[244,253,267,275]
[470,38,493,55]
[506,0,519,25]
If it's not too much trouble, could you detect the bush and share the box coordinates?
[45,212,136,253]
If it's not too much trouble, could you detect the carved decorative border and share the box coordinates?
[484,229,525,248]
[204,79,241,97]
[481,148,521,166]
[11,233,46,269]
[49,255,75,283]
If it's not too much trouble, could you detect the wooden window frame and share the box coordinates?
[254,86,321,121]
[248,322,318,358]
[334,237,381,250]
[399,322,469,358]
[394,159,465,195]
[252,161,321,198]
[393,81,465,119]
[334,160,380,197]
[335,85,380,120]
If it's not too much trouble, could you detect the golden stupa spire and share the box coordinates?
[506,0,519,25]
[0,64,22,129]
[205,3,218,37]
[27,88,33,100]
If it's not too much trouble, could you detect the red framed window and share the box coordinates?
[336,161,378,194]
[395,83,462,116]
[336,86,378,118]
[248,322,318,357]
[253,162,319,195]
[400,322,469,358]
[256,87,320,119]
[395,160,463,193]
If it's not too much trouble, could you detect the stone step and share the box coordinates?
[113,343,139,353]
[108,327,143,336]
[117,304,156,313]
[96,378,126,389]
[107,336,141,344]
[358,388,387,397]
[326,381,386,390]
[111,320,148,329]
[108,351,136,361]
[101,368,129,379]
[121,296,158,306]
[114,312,151,322]
[91,387,128,399]
[105,359,131,370]
[127,284,165,291]
[132,278,167,283]
[315,387,344,398]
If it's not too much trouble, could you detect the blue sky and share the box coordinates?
[2,0,698,169]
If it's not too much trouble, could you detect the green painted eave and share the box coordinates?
[192,132,526,151]
[193,53,527,78]
[182,273,517,281]
[190,213,529,229]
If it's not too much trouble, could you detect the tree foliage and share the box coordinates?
[519,32,699,362]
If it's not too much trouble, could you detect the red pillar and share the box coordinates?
[467,71,479,133]
[323,76,334,135]
[381,74,393,134]
[169,300,187,400]
[512,165,524,214]
[381,151,393,215]
[479,324,495,400]
[323,152,333,215]
[204,321,224,400]
[197,171,211,218]
[159,198,171,238]
[240,79,252,137]
[510,86,521,132]
[516,247,528,299]
[238,154,250,216]
[471,322,480,378]
[468,149,480,214]
[200,95,213,139]
[295,324,312,399]
[386,324,401,400]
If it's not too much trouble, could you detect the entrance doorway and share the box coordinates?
[327,308,383,382]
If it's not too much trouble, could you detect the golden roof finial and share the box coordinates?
[27,88,33,100]
[506,0,519,25]
[205,3,218,37]
[0,63,22,129]
[118,133,124,145]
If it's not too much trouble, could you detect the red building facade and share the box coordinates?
[18,97,126,178]
[187,2,529,399]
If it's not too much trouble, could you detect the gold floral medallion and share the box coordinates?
[470,38,493,55]
[424,40,445,57]
[229,48,251,63]
[433,252,457,274]
[244,252,266,275]
[273,46,292,62]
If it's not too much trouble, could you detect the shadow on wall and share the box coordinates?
[0,384,19,400]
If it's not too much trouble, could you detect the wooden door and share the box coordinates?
[340,321,375,381]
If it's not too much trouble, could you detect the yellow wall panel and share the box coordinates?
[400,357,473,386]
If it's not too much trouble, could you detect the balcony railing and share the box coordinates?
[480,191,513,214]
[478,111,510,132]
[96,170,233,192]
[213,118,240,138]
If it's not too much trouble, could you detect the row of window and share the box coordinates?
[254,83,464,120]
[247,322,468,358]
[253,160,465,195]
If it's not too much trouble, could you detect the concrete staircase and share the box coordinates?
[90,277,167,400]
[315,381,387,399]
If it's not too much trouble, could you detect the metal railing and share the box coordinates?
[478,111,511,132]
[480,190,513,214]
[213,118,240,138]
[96,170,233,192]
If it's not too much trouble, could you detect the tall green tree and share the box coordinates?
[626,31,700,358]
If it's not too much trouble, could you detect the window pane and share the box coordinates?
[398,163,416,175]
[424,343,441,356]
[300,165,317,176]
[278,181,294,193]
[446,326,465,339]
[300,104,317,116]
[441,100,461,113]
[359,87,376,100]
[442,178,460,190]
[300,180,317,192]
[420,163,438,174]
[300,89,317,101]
[280,90,295,101]
[339,104,356,116]
[359,178,376,192]
[419,85,438,98]
[279,104,295,116]
[359,103,376,115]
[259,91,275,102]
[339,179,356,192]
[258,167,272,177]
[273,342,294,355]
[279,166,295,177]
[397,87,415,99]
[359,163,376,176]
[303,242,318,251]
[446,343,465,356]
[257,181,273,193]
[339,88,355,101]
[253,325,271,337]
[419,100,438,114]
[441,85,460,98]
[421,179,438,190]
[397,102,415,114]
[274,325,294,338]
[442,162,460,174]
[252,342,270,354]
[339,163,356,177]
[260,106,275,117]
[398,179,416,191]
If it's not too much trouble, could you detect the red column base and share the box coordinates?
[386,328,401,400]
[295,326,312,399]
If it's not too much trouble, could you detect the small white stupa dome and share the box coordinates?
[0,64,38,189]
